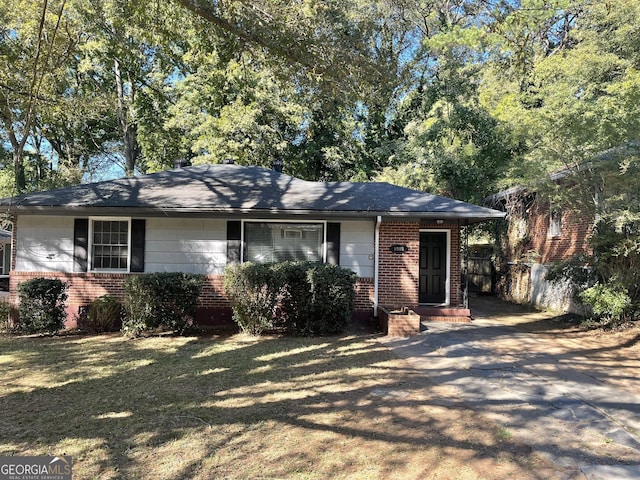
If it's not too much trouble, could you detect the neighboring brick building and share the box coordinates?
[0,163,503,328]
[485,185,593,312]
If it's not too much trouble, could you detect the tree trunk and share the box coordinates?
[115,58,139,176]
[13,151,26,194]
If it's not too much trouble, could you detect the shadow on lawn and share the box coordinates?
[0,332,561,479]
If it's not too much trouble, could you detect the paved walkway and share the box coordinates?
[381,297,640,480]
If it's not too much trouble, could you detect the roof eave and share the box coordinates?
[5,205,505,223]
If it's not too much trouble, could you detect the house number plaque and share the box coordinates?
[389,244,409,254]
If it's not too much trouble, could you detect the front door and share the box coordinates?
[419,232,447,304]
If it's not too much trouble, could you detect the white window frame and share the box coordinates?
[241,220,327,263]
[88,217,132,272]
[419,228,451,307]
[548,208,562,238]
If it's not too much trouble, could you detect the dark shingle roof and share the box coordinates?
[0,164,504,223]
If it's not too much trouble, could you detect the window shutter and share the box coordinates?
[130,219,146,272]
[73,218,89,272]
[326,223,340,265]
[227,221,242,264]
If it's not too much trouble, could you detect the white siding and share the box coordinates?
[339,220,375,277]
[145,218,227,274]
[15,215,375,277]
[16,215,75,272]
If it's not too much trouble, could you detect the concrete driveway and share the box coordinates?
[381,296,640,480]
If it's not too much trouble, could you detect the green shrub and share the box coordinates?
[579,282,632,325]
[17,278,68,334]
[546,217,640,325]
[0,297,10,330]
[223,262,357,335]
[546,254,593,289]
[302,264,357,335]
[86,295,123,333]
[276,262,310,333]
[223,263,284,335]
[122,273,205,336]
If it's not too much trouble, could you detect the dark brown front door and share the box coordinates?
[419,232,446,304]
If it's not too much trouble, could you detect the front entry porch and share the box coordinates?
[414,305,472,323]
[377,220,482,333]
[380,305,472,337]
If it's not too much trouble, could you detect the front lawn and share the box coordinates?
[0,332,556,479]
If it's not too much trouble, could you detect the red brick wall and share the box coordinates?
[9,271,376,328]
[354,277,374,311]
[378,221,461,308]
[378,222,420,308]
[378,307,421,337]
[523,201,592,264]
[450,225,462,306]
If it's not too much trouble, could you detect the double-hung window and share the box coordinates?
[244,222,324,263]
[90,219,130,271]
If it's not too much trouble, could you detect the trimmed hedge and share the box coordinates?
[223,261,357,335]
[122,273,205,336]
[17,278,68,334]
[301,264,358,335]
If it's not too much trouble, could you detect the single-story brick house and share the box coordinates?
[0,163,504,327]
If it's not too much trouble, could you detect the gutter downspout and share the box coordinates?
[462,219,469,309]
[373,215,381,317]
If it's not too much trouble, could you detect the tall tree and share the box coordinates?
[172,0,382,94]
[0,0,75,192]
[373,0,515,201]
[0,0,130,190]
[484,0,640,321]
[78,0,181,176]
[480,0,640,183]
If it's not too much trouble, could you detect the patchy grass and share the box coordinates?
[0,332,558,479]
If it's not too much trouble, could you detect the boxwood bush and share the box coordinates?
[222,262,282,335]
[122,273,205,336]
[17,278,68,334]
[223,262,357,335]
